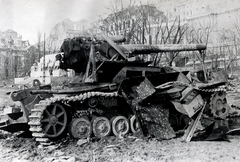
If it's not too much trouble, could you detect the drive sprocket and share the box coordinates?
[209,91,230,119]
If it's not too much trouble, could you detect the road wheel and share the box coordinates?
[129,115,140,133]
[70,117,92,139]
[111,116,130,137]
[92,117,111,138]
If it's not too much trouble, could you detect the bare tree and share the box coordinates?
[4,55,9,79]
[99,0,165,45]
[154,16,188,66]
[45,37,59,54]
[24,46,38,76]
[219,29,232,70]
[228,18,240,68]
[218,27,240,78]
[100,0,138,38]
[185,15,216,70]
[32,30,43,62]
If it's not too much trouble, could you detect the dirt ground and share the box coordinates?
[0,81,240,162]
[0,132,240,162]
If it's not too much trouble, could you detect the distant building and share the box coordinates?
[100,5,166,44]
[0,29,29,47]
[49,18,90,50]
[0,29,30,79]
[154,0,240,69]
[157,0,240,45]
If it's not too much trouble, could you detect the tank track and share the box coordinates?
[27,84,235,143]
[198,85,227,93]
[28,91,118,143]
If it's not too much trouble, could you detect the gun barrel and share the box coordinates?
[119,44,206,54]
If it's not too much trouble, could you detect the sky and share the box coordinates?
[0,0,157,44]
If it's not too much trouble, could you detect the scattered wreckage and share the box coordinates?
[0,34,239,144]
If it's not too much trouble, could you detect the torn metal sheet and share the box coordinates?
[132,77,156,103]
[205,119,229,141]
[171,87,204,118]
[136,103,176,139]
[227,116,240,134]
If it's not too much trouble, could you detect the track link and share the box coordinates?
[28,91,118,144]
[198,85,227,93]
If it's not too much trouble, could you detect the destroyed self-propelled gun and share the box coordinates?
[0,34,237,143]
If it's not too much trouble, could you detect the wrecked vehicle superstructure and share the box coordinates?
[0,34,238,143]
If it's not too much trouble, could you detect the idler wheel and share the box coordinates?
[41,103,68,139]
[70,117,92,139]
[111,116,130,137]
[129,115,140,133]
[92,117,111,138]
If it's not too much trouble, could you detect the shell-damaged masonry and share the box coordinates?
[1,34,240,144]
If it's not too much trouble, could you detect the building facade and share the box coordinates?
[157,0,240,47]
[49,18,90,50]
[99,5,166,44]
[0,29,30,79]
[155,0,240,68]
